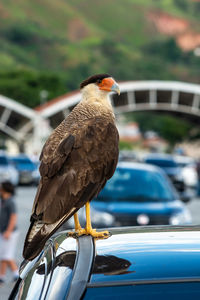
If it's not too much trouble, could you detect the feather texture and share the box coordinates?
[23,79,119,260]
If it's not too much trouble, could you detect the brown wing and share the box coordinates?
[32,116,119,223]
[39,134,75,178]
[23,116,118,260]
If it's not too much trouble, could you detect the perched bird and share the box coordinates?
[23,74,120,261]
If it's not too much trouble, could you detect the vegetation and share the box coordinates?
[127,112,193,147]
[0,1,199,92]
[0,70,67,107]
[0,0,199,142]
[119,140,134,150]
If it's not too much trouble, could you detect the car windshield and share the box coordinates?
[145,158,177,168]
[97,167,176,202]
[12,158,34,166]
[176,162,193,168]
[0,156,8,165]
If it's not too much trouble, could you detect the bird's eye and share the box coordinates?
[97,79,102,84]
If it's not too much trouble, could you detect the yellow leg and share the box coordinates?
[68,212,85,237]
[68,202,110,239]
[74,213,82,231]
[85,201,93,232]
[84,201,110,238]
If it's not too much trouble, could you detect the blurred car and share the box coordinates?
[174,155,198,197]
[61,206,115,230]
[10,226,200,300]
[143,153,193,202]
[91,162,191,226]
[0,152,19,185]
[31,160,40,186]
[119,150,138,162]
[10,154,37,185]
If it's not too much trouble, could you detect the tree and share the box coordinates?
[127,112,192,146]
[0,70,67,107]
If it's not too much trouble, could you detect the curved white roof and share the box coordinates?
[36,80,200,119]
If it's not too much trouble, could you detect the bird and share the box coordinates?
[23,73,120,261]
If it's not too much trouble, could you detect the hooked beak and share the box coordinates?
[111,82,120,95]
[98,77,120,95]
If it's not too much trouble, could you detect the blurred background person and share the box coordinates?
[0,181,18,285]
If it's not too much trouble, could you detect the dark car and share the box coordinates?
[62,205,115,230]
[10,154,37,185]
[143,153,192,202]
[91,162,191,226]
[10,226,200,300]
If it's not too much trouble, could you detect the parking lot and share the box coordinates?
[1,186,200,299]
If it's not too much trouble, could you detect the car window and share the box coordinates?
[145,159,177,168]
[12,158,34,166]
[84,283,200,300]
[96,168,176,202]
[0,156,8,165]
[177,162,194,168]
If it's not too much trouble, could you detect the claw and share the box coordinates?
[68,204,111,240]
[67,228,110,239]
[67,227,85,238]
[85,228,110,239]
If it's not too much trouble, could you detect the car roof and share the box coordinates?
[117,161,163,173]
[10,154,32,160]
[144,153,175,161]
[174,155,195,164]
[0,152,8,157]
[16,226,200,300]
[89,226,200,286]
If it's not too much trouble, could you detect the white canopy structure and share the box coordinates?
[36,80,200,130]
[0,94,44,153]
[0,80,200,154]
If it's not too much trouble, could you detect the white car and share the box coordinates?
[174,155,198,196]
[0,153,19,185]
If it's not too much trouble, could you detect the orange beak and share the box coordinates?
[98,77,120,95]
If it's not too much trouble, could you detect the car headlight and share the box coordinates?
[32,170,39,178]
[169,210,192,225]
[137,214,150,225]
[175,173,184,181]
[94,211,115,226]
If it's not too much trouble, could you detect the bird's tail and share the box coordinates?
[27,220,44,242]
[23,208,77,261]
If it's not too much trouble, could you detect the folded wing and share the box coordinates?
[23,116,119,260]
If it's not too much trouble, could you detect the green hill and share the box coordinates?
[0,0,200,107]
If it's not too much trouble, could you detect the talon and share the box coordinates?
[68,227,86,237]
[68,228,110,240]
[86,229,110,239]
[67,231,76,238]
[69,203,111,240]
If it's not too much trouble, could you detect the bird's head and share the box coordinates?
[80,74,120,96]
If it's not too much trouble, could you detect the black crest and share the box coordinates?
[80,73,111,89]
